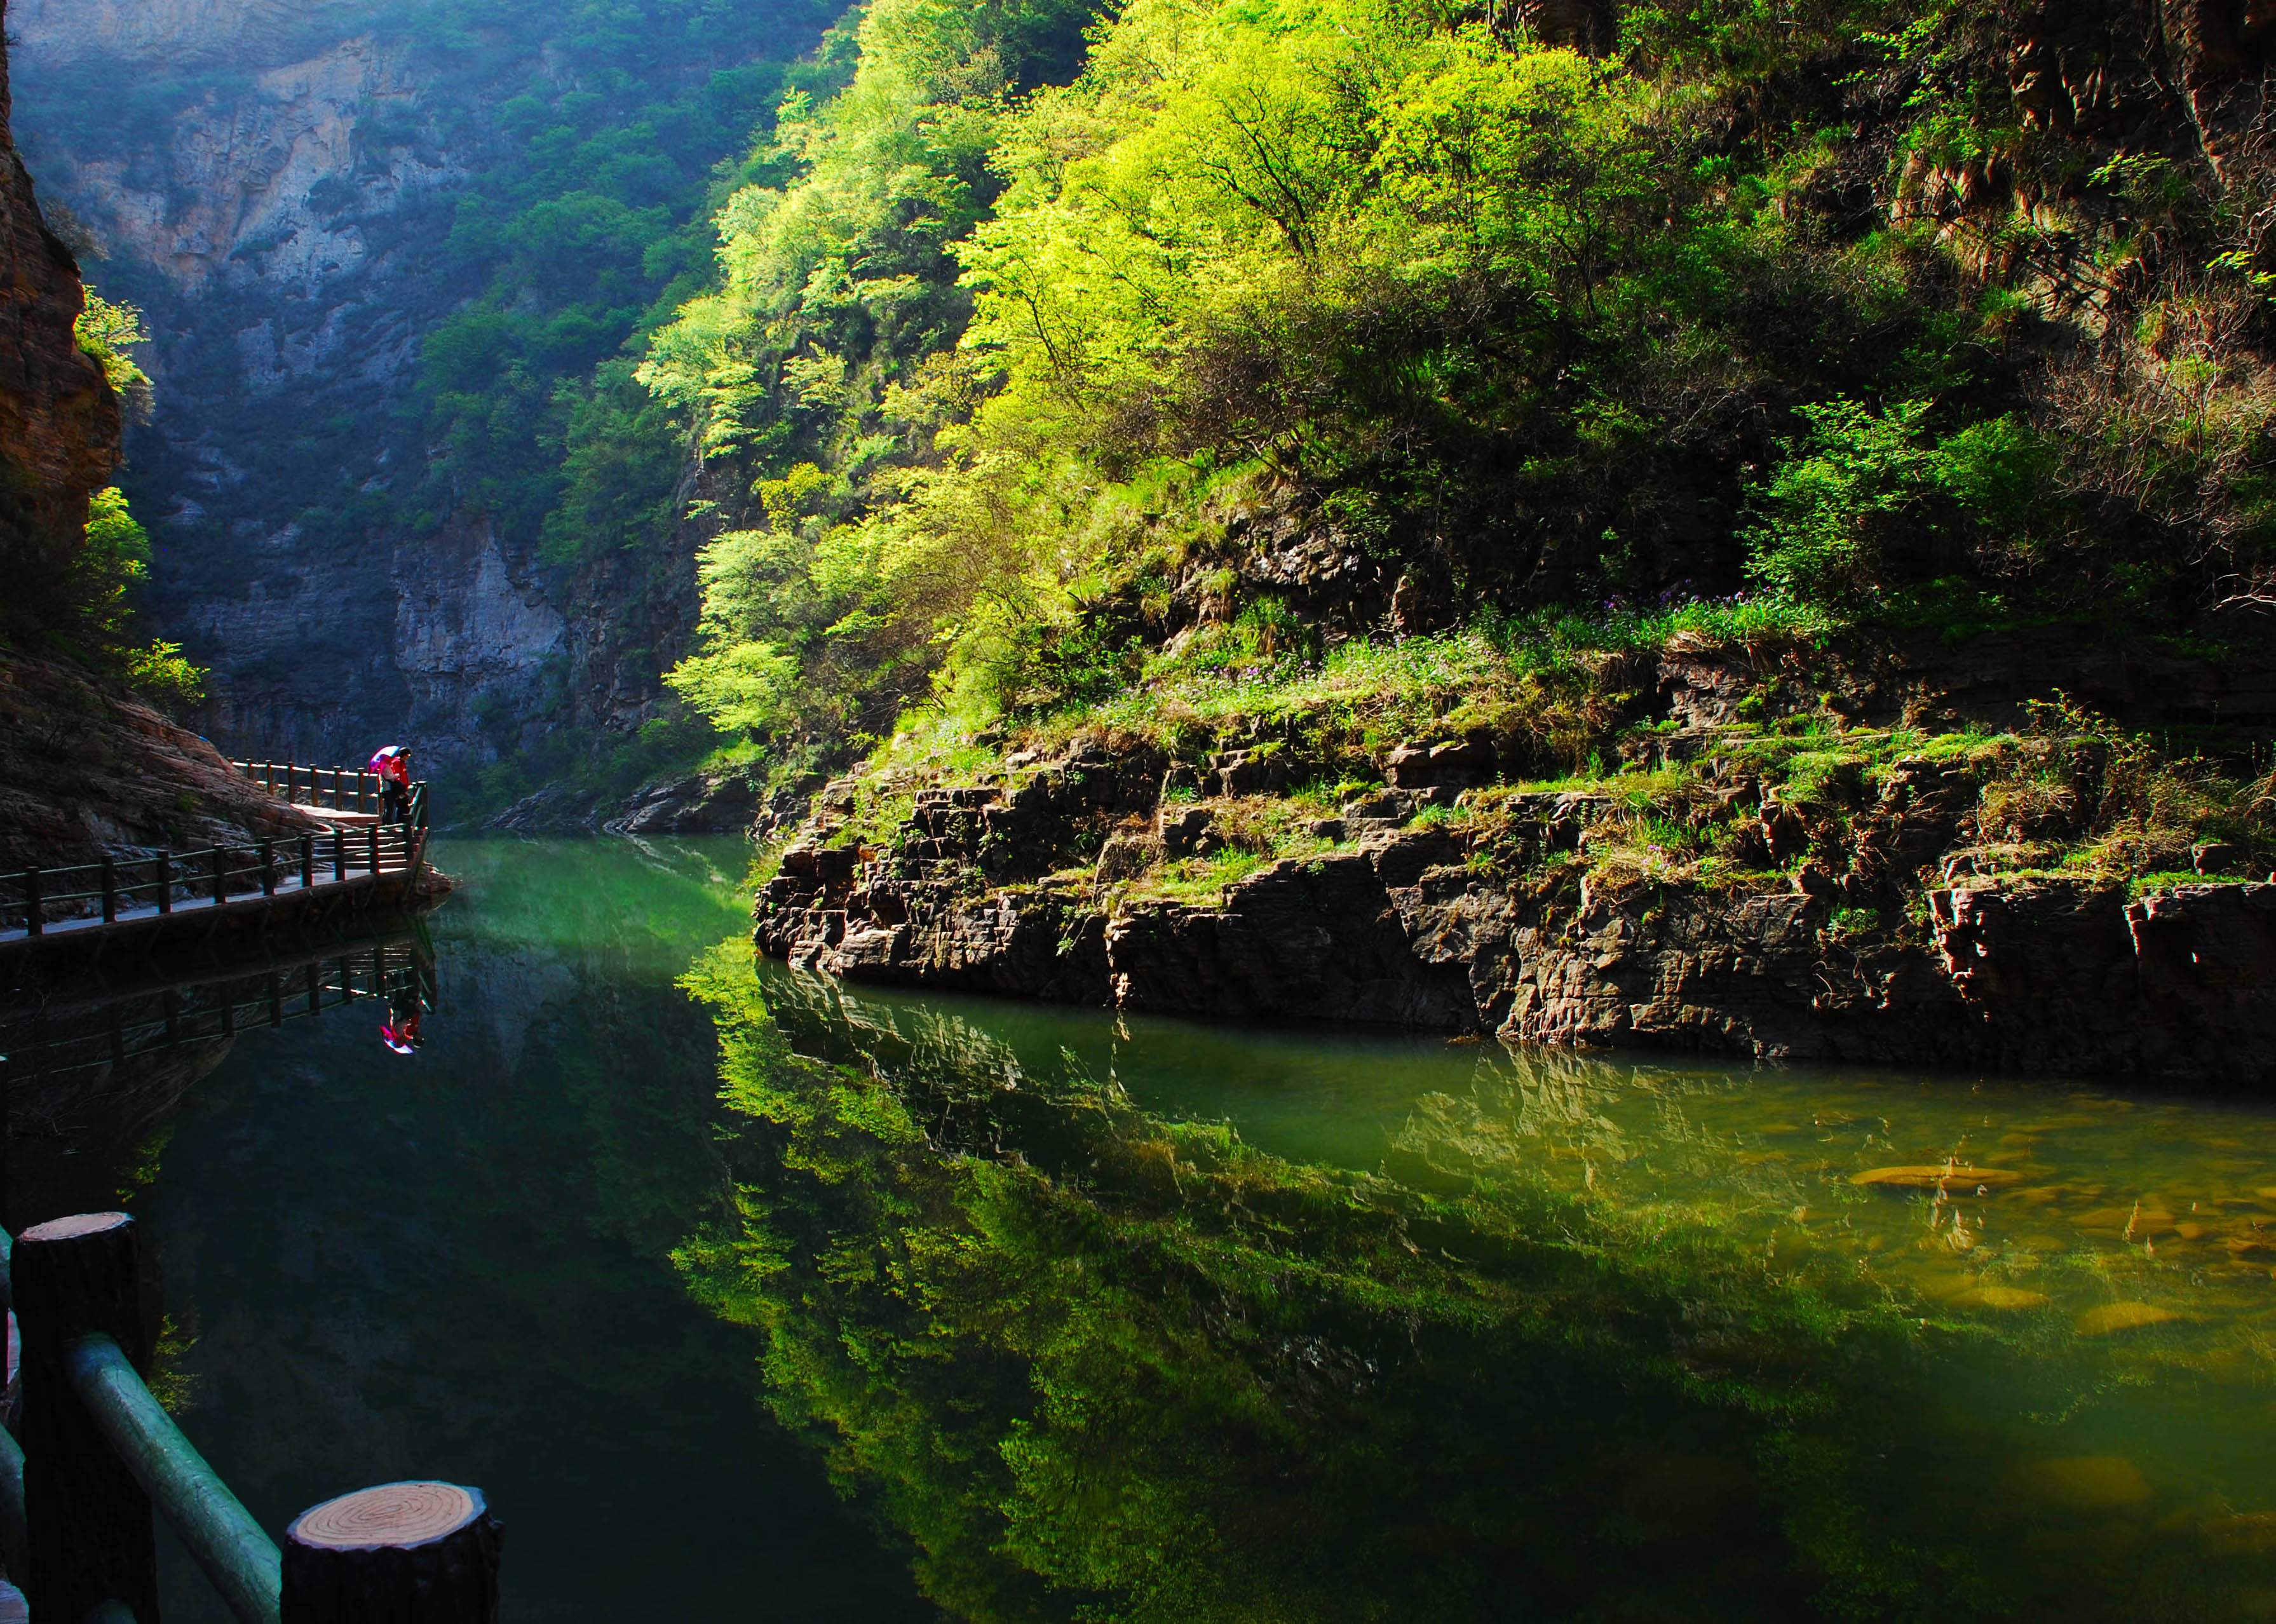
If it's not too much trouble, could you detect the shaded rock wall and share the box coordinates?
[0,0,121,642]
[752,632,2276,1083]
[760,766,2276,1084]
[0,649,320,873]
[6,2,712,782]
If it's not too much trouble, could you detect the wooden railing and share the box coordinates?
[0,1214,501,1621]
[229,762,428,829]
[1,828,424,939]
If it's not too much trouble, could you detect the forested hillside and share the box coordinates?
[622,0,2276,1071]
[642,0,2276,780]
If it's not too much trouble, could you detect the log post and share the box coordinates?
[156,849,172,916]
[15,1213,158,1623]
[301,834,316,892]
[22,870,40,938]
[283,1481,502,1624]
[100,857,117,925]
[261,840,278,898]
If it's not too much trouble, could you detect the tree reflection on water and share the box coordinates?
[678,944,2276,1623]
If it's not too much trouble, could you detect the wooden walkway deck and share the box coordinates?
[1,761,437,975]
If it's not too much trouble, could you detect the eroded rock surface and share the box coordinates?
[0,649,322,872]
[754,736,2276,1085]
[0,3,119,641]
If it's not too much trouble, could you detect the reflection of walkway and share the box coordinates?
[1,934,437,1087]
[1,923,439,1221]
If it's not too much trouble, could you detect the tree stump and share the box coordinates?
[283,1481,502,1623]
[14,1212,156,1623]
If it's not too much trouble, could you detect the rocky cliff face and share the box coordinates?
[754,637,2276,1086]
[4,0,710,785]
[0,1,122,641]
[0,3,330,876]
[0,649,322,873]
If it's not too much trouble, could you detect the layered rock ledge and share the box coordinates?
[754,735,2276,1086]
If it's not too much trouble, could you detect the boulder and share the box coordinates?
[1383,738,1495,788]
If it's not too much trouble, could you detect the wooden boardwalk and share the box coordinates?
[1,762,437,974]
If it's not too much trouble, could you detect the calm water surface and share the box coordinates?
[29,836,2276,1621]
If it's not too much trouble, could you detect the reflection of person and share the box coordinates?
[369,744,412,826]
[379,955,428,1055]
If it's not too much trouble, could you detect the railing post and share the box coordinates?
[16,1212,159,1623]
[332,829,346,883]
[367,826,380,877]
[213,846,229,907]
[284,1482,501,1622]
[22,870,40,938]
[100,856,117,924]
[299,834,315,891]
[260,839,277,898]
[155,849,172,916]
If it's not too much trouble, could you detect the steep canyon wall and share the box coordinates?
[4,0,742,790]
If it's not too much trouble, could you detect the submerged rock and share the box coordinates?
[1852,1166,2028,1189]
[2008,1454,2154,1512]
[1952,1285,2050,1311]
[2074,1302,2181,1336]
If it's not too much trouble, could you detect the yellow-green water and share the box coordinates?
[33,836,2276,1621]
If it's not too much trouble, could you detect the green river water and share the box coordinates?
[23,836,2276,1621]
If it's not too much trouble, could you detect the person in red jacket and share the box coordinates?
[369,744,412,825]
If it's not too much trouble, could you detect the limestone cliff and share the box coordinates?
[0,0,324,874]
[5,0,740,790]
[0,0,121,642]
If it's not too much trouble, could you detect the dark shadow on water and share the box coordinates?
[8,837,936,1623]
